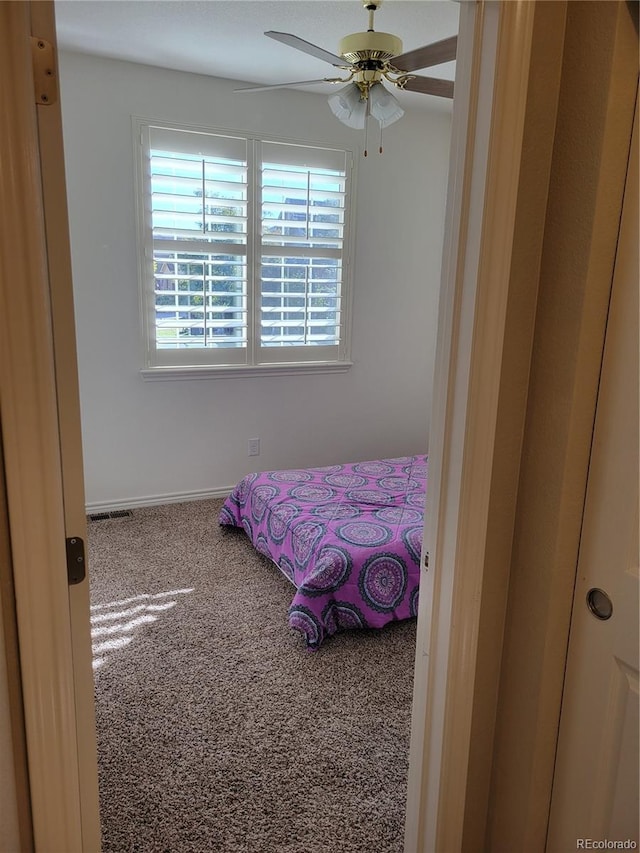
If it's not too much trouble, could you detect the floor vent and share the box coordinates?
[89,510,134,522]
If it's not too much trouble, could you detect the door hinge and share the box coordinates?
[30,37,58,106]
[65,537,86,585]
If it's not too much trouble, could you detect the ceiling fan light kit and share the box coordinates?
[236,0,457,155]
[328,79,405,130]
[369,82,405,128]
[328,84,368,129]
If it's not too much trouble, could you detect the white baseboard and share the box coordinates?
[86,486,233,515]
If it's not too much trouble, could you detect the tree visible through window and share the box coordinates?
[135,121,354,373]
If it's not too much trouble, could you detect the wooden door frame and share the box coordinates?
[406,1,559,847]
[484,4,638,849]
[28,3,102,848]
[406,0,638,850]
[0,439,34,852]
[0,2,85,850]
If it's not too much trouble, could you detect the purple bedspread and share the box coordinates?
[219,455,427,650]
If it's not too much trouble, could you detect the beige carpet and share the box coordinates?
[88,498,417,853]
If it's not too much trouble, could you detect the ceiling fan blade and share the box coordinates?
[265,31,347,67]
[392,35,458,73]
[401,76,455,99]
[235,79,336,93]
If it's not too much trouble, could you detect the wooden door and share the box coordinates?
[0,2,101,849]
[29,4,102,850]
[546,100,639,850]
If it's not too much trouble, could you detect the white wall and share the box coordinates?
[58,52,452,509]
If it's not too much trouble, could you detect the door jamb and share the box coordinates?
[0,3,84,849]
[406,2,640,850]
[28,3,102,848]
[406,1,541,848]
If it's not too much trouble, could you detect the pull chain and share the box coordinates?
[364,121,386,156]
[363,96,371,157]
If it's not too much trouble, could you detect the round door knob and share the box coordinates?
[586,587,613,621]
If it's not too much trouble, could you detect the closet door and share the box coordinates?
[546,99,639,850]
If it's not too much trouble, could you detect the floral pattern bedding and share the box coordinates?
[219,455,427,650]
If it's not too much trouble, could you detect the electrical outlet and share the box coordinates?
[248,438,260,457]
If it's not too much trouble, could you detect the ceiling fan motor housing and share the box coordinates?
[339,31,402,64]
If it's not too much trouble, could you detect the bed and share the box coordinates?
[219,454,427,650]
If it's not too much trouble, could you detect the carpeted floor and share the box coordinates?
[88,498,417,853]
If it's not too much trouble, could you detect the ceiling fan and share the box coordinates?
[236,0,457,152]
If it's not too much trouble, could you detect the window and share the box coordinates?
[134,120,354,377]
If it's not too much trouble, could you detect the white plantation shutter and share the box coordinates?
[146,126,248,366]
[259,142,347,360]
[136,122,353,372]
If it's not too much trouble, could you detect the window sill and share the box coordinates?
[140,361,353,381]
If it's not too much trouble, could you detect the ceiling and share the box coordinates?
[54,0,460,112]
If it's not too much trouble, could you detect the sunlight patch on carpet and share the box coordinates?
[90,588,194,612]
[91,588,194,670]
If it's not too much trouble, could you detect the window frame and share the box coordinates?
[133,117,356,379]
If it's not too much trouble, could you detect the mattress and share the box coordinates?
[219,455,427,650]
